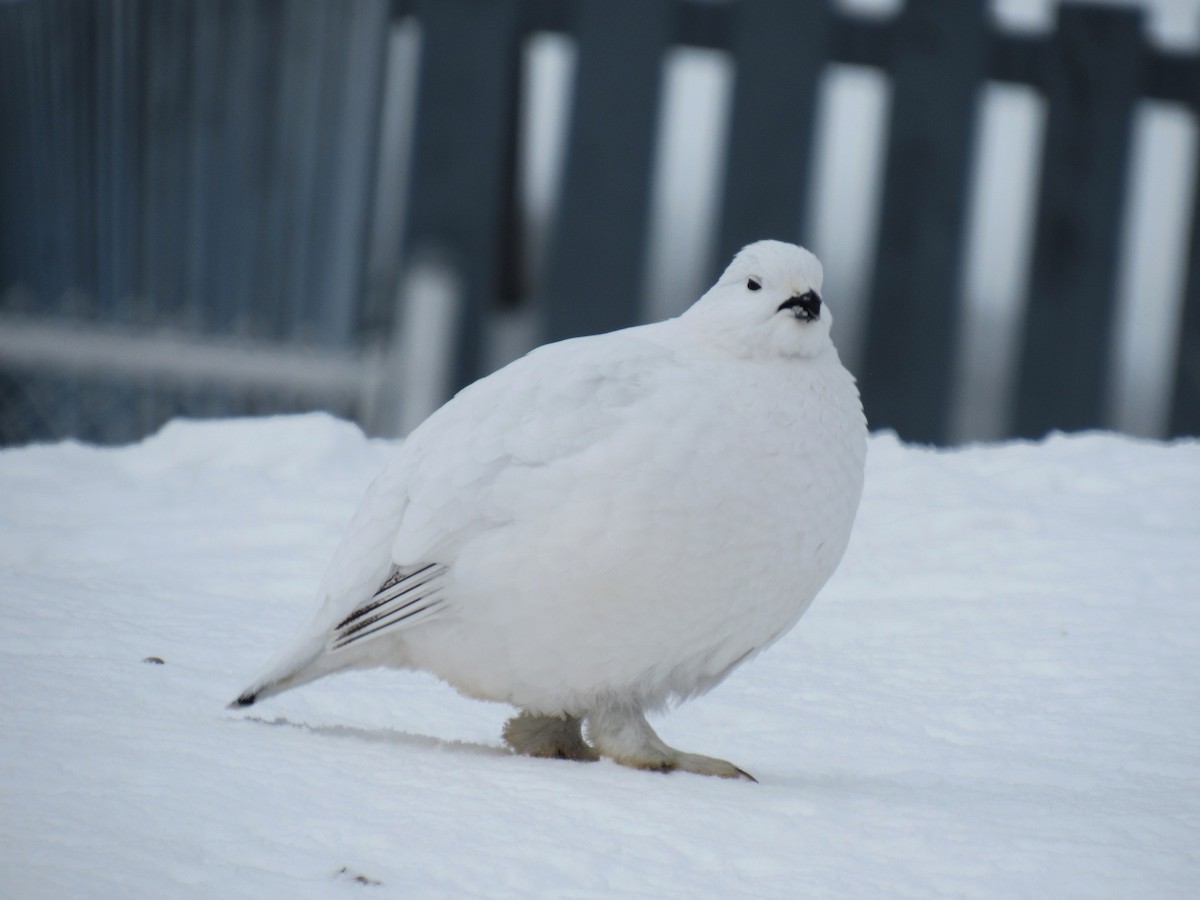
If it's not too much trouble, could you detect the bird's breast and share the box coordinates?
[416,357,867,710]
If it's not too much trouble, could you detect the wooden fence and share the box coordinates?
[1,0,1198,445]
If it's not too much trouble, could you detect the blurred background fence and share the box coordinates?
[1,0,1198,447]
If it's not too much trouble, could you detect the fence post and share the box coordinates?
[540,0,671,343]
[1013,7,1142,438]
[714,0,830,270]
[857,0,985,444]
[95,0,140,326]
[1169,170,1200,436]
[401,0,522,391]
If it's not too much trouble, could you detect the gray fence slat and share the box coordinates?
[988,30,1048,89]
[0,1,40,305]
[829,6,891,71]
[183,1,220,331]
[310,0,390,348]
[1171,281,1200,435]
[50,1,90,308]
[258,2,310,341]
[298,2,348,343]
[140,0,192,327]
[540,0,671,344]
[1169,145,1200,436]
[714,0,829,272]
[672,0,732,52]
[1013,7,1143,438]
[1,1,103,444]
[0,1,40,439]
[402,0,523,389]
[276,3,329,340]
[72,2,100,312]
[131,0,178,425]
[1144,49,1200,108]
[0,0,93,311]
[857,0,985,444]
[95,0,140,322]
[205,1,269,337]
[94,0,142,439]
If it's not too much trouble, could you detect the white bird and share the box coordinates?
[231,240,867,780]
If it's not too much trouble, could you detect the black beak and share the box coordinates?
[777,290,821,321]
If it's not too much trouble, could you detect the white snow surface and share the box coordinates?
[2,413,1198,898]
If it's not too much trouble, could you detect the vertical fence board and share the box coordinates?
[299,2,346,343]
[280,3,330,341]
[94,0,140,322]
[183,1,220,332]
[207,1,267,337]
[0,1,44,440]
[1013,7,1142,438]
[540,0,671,343]
[259,2,309,340]
[0,0,99,312]
[714,0,829,271]
[0,1,42,305]
[49,0,88,308]
[312,0,390,348]
[858,0,985,444]
[72,2,101,313]
[140,0,192,326]
[1169,159,1200,436]
[92,0,142,440]
[402,0,523,389]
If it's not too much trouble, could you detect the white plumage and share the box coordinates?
[232,240,867,780]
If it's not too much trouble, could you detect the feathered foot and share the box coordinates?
[585,705,756,782]
[502,711,599,762]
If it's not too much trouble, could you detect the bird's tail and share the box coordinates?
[230,563,447,708]
[228,630,342,708]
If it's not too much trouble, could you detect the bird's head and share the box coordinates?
[682,240,833,359]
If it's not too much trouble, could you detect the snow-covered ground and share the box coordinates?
[2,414,1197,897]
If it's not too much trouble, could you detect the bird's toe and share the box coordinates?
[502,711,599,762]
[665,750,757,782]
[606,748,756,782]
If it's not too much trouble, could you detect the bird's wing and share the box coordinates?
[312,325,681,640]
[328,562,449,651]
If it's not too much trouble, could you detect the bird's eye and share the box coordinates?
[747,277,762,292]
